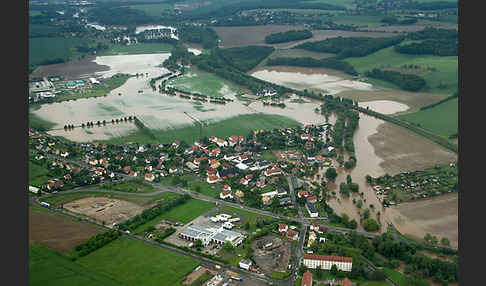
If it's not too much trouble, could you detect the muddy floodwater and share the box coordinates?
[358,100,410,115]
[251,67,373,95]
[308,101,457,239]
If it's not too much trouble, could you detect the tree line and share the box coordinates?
[365,68,426,92]
[296,36,404,58]
[420,91,458,111]
[266,56,358,76]
[395,38,458,56]
[74,230,121,258]
[264,29,313,44]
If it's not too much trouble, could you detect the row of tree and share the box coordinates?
[74,230,121,257]
[365,68,426,92]
[266,56,358,76]
[264,29,313,44]
[296,36,404,58]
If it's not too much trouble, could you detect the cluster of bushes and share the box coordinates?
[362,218,380,231]
[296,36,404,58]
[365,68,426,92]
[154,227,176,242]
[266,57,358,76]
[118,194,191,231]
[74,230,121,257]
[395,38,458,56]
[216,46,274,72]
[264,29,313,44]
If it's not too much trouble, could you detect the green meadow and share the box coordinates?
[345,46,458,94]
[76,236,200,286]
[397,97,458,138]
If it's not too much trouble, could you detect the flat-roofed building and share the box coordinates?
[179,223,245,247]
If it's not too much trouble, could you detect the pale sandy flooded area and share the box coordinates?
[250,67,373,95]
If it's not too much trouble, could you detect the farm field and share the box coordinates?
[30,243,119,286]
[76,236,201,286]
[42,190,180,207]
[166,68,242,98]
[396,98,458,138]
[29,208,104,253]
[345,46,458,94]
[213,25,396,49]
[98,42,173,56]
[186,181,221,198]
[29,37,92,66]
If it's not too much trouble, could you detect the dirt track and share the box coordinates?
[29,208,103,252]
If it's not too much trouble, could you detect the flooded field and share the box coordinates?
[213,25,397,48]
[251,67,373,95]
[93,53,171,78]
[48,122,138,142]
[358,100,410,115]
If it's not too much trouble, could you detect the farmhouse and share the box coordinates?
[220,190,233,199]
[179,223,245,247]
[303,254,353,272]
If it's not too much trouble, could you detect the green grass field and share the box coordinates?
[158,198,216,223]
[76,236,200,286]
[331,14,384,27]
[345,46,458,94]
[261,150,278,162]
[102,178,157,193]
[29,10,42,16]
[396,97,457,138]
[166,68,242,98]
[29,37,91,66]
[30,243,119,286]
[383,268,410,285]
[98,43,173,56]
[187,181,221,198]
[128,3,172,17]
[29,161,51,187]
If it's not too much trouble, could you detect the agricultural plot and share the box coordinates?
[345,46,458,94]
[30,243,119,286]
[98,42,173,56]
[128,3,172,17]
[76,236,201,286]
[29,37,91,66]
[29,208,104,253]
[102,178,157,193]
[397,98,458,138]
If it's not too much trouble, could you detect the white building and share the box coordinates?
[179,223,245,247]
[239,259,252,270]
[306,203,318,218]
[29,186,39,194]
[302,254,352,272]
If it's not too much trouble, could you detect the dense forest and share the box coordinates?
[216,46,274,72]
[407,28,457,41]
[296,36,404,58]
[264,30,313,44]
[395,38,458,56]
[365,68,426,92]
[87,6,153,26]
[179,25,219,49]
[266,57,358,76]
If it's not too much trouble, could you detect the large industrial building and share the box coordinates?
[179,222,245,247]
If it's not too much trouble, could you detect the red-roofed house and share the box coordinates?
[286,230,299,240]
[171,141,180,148]
[245,174,253,180]
[223,184,232,192]
[302,270,313,286]
[123,166,131,174]
[278,224,288,233]
[207,175,219,184]
[302,254,353,272]
[240,178,249,186]
[307,195,318,203]
[300,133,311,140]
[220,190,233,199]
[264,167,282,177]
[298,190,309,198]
[209,148,221,157]
[64,174,71,180]
[256,179,266,188]
[144,173,155,182]
[169,166,178,174]
[342,277,352,286]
